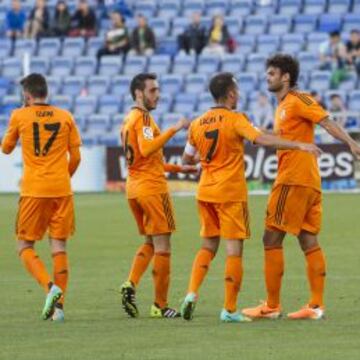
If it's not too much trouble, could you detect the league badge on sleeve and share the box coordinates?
[143,126,154,140]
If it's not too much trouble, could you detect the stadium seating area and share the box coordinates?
[0,0,359,145]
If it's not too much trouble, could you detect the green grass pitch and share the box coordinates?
[0,193,359,360]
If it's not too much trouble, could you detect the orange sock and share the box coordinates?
[188,248,215,294]
[53,251,69,306]
[224,256,243,313]
[19,248,52,292]
[152,252,170,309]
[305,246,326,307]
[265,246,284,309]
[128,243,154,286]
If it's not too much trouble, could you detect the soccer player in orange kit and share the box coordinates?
[242,54,360,320]
[1,73,82,322]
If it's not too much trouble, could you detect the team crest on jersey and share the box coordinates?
[143,126,154,140]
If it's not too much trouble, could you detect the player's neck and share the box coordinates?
[275,87,290,103]
[134,101,149,112]
[30,98,48,106]
[215,101,232,110]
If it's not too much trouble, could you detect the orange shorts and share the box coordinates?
[128,193,176,236]
[197,200,250,240]
[16,196,75,241]
[265,184,322,236]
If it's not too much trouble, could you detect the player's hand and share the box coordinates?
[180,165,198,174]
[173,118,190,132]
[298,143,323,157]
[350,142,360,160]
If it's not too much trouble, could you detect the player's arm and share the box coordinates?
[1,113,19,154]
[137,118,190,158]
[164,163,198,174]
[68,146,81,177]
[319,117,360,159]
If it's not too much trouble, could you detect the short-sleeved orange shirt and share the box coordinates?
[1,104,81,197]
[273,91,329,191]
[188,107,261,203]
[121,107,169,199]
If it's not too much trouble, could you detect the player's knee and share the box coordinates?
[16,240,34,256]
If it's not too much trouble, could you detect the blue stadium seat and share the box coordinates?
[87,76,110,96]
[307,33,328,53]
[0,38,11,59]
[197,54,220,74]
[156,93,173,114]
[172,17,190,37]
[303,0,326,15]
[134,0,157,18]
[281,33,305,53]
[206,0,229,16]
[158,0,180,18]
[149,18,170,39]
[298,52,319,72]
[148,55,171,75]
[47,76,62,97]
[246,53,266,73]
[309,71,331,92]
[294,15,317,34]
[184,73,208,93]
[86,37,104,56]
[112,113,125,129]
[338,72,358,91]
[254,0,276,15]
[157,36,179,56]
[0,115,8,137]
[74,95,98,116]
[257,34,280,54]
[197,93,213,112]
[234,35,255,55]
[354,0,360,12]
[348,90,360,112]
[0,77,11,98]
[268,15,291,35]
[87,114,112,132]
[221,54,244,72]
[237,72,258,93]
[225,16,243,36]
[51,57,74,77]
[98,94,121,116]
[51,95,73,111]
[172,54,196,75]
[160,74,184,95]
[173,93,197,114]
[200,16,213,31]
[123,95,134,113]
[297,73,309,89]
[99,56,123,76]
[162,112,183,127]
[183,0,204,17]
[14,39,36,57]
[1,95,21,115]
[62,38,86,57]
[37,38,61,57]
[30,57,49,74]
[74,57,97,77]
[278,0,302,16]
[318,14,343,33]
[2,58,22,78]
[244,15,268,35]
[328,0,351,14]
[62,76,85,97]
[111,75,132,96]
[229,0,252,16]
[342,14,360,33]
[123,56,147,76]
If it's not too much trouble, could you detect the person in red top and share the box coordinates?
[179,72,322,322]
[242,54,360,320]
[1,73,81,322]
[120,73,196,319]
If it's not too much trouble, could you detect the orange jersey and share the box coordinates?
[121,107,175,199]
[1,104,81,197]
[188,107,261,203]
[273,91,329,191]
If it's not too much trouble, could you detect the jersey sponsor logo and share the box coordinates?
[143,126,154,140]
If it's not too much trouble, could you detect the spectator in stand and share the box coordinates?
[6,0,26,41]
[310,90,327,109]
[346,29,360,76]
[129,14,156,56]
[252,92,274,129]
[69,0,97,38]
[329,94,347,126]
[202,15,231,56]
[97,11,130,60]
[24,0,50,39]
[178,12,206,55]
[50,0,71,37]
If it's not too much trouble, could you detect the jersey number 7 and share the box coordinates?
[33,122,61,156]
[205,129,219,162]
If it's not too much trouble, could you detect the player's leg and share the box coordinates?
[181,236,219,320]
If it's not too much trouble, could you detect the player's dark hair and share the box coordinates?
[130,73,157,100]
[266,54,299,88]
[209,72,237,102]
[20,73,48,98]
